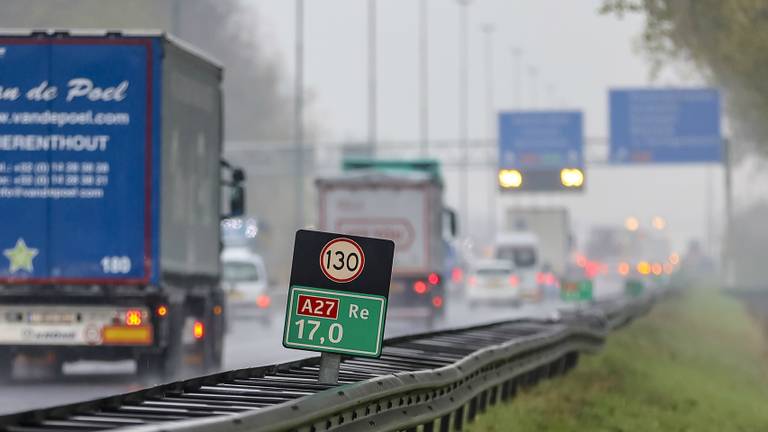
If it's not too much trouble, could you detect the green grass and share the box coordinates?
[468,289,768,431]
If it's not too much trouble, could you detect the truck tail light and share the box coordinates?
[125,309,142,326]
[413,281,428,295]
[432,295,444,308]
[156,305,168,317]
[193,320,204,340]
[428,273,440,285]
[257,294,271,309]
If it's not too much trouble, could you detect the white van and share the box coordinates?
[495,232,541,301]
[221,247,271,324]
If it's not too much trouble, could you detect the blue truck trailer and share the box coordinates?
[0,31,244,379]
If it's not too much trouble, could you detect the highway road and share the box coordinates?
[0,292,579,415]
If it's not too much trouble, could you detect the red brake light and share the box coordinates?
[193,320,204,340]
[428,273,440,285]
[432,296,444,308]
[451,267,463,283]
[536,272,545,285]
[125,309,142,326]
[257,294,271,309]
[509,275,519,286]
[467,276,477,286]
[413,281,428,295]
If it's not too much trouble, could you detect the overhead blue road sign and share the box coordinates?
[498,111,583,169]
[609,88,722,163]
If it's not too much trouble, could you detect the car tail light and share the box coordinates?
[537,272,556,285]
[428,272,440,285]
[651,263,663,276]
[451,267,463,283]
[125,309,142,326]
[413,281,428,295]
[257,294,271,309]
[156,305,168,317]
[509,275,520,286]
[467,276,477,287]
[618,262,630,276]
[432,296,444,308]
[193,320,204,340]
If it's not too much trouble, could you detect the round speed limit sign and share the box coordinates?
[319,238,365,283]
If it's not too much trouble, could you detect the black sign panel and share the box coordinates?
[289,230,395,297]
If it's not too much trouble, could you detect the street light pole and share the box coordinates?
[528,66,538,108]
[368,0,378,155]
[419,0,429,157]
[482,23,496,240]
[294,0,305,229]
[457,0,472,237]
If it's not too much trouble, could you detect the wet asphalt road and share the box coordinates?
[0,289,589,415]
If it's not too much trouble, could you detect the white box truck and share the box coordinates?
[503,207,572,275]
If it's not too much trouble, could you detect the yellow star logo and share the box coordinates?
[3,238,39,274]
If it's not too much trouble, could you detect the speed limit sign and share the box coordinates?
[319,238,365,283]
[284,230,394,358]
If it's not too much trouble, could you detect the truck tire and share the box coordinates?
[137,307,183,382]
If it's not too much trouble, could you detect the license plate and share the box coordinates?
[488,278,503,288]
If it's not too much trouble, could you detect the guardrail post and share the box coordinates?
[489,386,498,406]
[467,397,477,422]
[454,405,465,431]
[439,413,451,432]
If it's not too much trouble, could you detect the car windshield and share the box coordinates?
[223,261,260,282]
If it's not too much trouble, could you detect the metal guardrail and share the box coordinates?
[0,294,657,432]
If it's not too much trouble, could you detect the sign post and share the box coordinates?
[283,230,394,384]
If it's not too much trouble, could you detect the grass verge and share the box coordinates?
[468,289,768,431]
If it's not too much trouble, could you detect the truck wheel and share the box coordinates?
[203,315,223,372]
[0,349,13,383]
[138,308,183,382]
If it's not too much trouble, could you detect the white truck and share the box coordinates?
[316,160,457,322]
[502,207,572,276]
